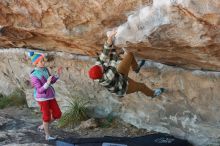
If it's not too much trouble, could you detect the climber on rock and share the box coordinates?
[88,29,165,98]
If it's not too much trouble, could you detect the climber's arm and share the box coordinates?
[95,42,113,65]
[95,29,117,66]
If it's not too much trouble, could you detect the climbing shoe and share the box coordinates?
[153,88,165,98]
[135,60,146,73]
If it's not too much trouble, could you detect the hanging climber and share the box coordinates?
[88,29,165,97]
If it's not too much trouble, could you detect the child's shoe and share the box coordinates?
[46,135,57,141]
[37,125,44,132]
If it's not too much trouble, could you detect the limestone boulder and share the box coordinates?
[0,0,219,70]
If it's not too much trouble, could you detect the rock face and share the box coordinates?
[0,107,75,145]
[0,108,50,145]
[115,0,220,71]
[0,0,149,55]
[0,0,220,146]
[0,0,219,71]
[0,49,220,146]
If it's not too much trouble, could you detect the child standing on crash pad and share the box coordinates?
[29,51,62,141]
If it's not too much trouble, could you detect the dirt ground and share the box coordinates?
[0,107,151,146]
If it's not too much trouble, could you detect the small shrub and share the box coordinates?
[99,114,115,128]
[58,97,88,128]
[0,97,12,109]
[0,89,27,109]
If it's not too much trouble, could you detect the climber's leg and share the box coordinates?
[126,78,154,97]
[117,52,138,77]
